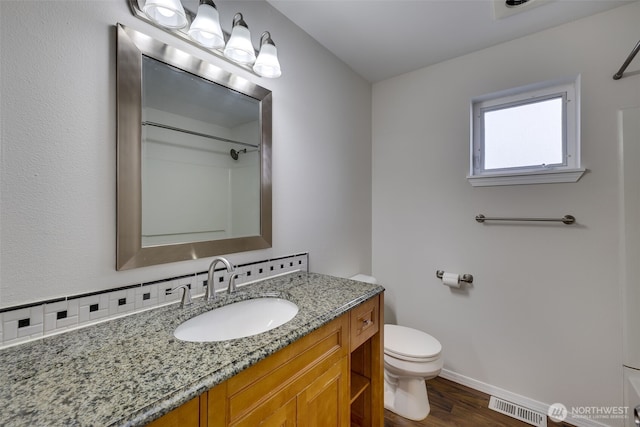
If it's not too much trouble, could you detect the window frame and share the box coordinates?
[468,75,585,187]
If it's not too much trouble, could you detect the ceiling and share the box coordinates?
[267,0,634,82]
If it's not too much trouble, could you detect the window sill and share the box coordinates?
[467,168,586,187]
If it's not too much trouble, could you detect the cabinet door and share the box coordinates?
[296,357,349,427]
[231,398,296,427]
[225,315,348,424]
[146,396,201,427]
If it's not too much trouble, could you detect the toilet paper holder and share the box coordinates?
[436,270,474,284]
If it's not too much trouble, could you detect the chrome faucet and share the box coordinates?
[205,257,234,302]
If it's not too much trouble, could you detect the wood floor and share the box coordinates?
[384,376,574,427]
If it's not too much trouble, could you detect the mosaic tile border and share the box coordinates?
[0,253,308,348]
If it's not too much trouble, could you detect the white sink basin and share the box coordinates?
[174,297,299,342]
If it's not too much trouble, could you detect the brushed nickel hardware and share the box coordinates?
[170,284,193,308]
[475,214,576,225]
[227,272,240,294]
[206,257,235,302]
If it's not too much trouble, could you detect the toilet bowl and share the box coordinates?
[384,324,443,421]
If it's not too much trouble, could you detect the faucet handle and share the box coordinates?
[171,284,193,308]
[227,272,239,294]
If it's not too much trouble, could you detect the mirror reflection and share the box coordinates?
[141,56,260,247]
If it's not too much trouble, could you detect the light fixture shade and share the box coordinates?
[223,13,256,65]
[253,33,281,78]
[143,0,188,29]
[188,0,224,49]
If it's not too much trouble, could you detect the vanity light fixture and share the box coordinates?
[223,13,257,65]
[187,0,224,49]
[142,0,187,29]
[132,0,282,78]
[253,32,282,78]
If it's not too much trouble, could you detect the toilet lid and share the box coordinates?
[384,324,442,360]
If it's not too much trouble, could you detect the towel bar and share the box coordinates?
[475,214,576,225]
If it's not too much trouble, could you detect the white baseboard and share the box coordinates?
[439,369,611,427]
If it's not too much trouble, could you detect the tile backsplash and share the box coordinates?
[0,253,308,348]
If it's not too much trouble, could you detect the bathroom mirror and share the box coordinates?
[116,24,272,270]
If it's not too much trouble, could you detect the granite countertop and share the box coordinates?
[0,272,384,426]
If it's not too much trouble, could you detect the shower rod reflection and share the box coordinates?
[142,121,259,149]
[475,214,576,225]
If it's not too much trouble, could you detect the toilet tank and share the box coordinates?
[350,274,378,285]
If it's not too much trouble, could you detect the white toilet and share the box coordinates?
[348,273,443,421]
[384,324,443,421]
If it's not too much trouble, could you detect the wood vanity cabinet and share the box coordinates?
[149,294,383,427]
[146,395,206,427]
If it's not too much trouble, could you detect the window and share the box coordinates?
[468,75,585,186]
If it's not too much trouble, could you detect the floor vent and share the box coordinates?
[489,396,547,427]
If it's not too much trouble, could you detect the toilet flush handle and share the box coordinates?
[635,405,640,426]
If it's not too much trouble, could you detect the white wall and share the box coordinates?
[0,0,372,307]
[372,3,639,423]
[6,0,636,419]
